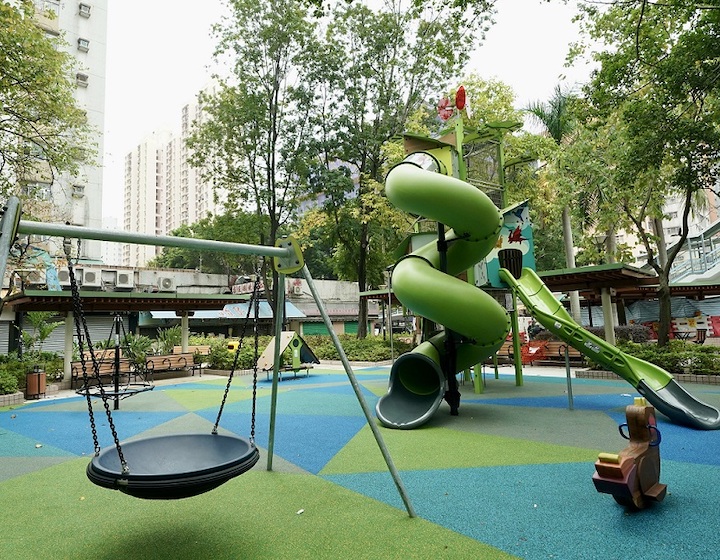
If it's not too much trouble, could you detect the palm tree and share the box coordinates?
[525,85,582,322]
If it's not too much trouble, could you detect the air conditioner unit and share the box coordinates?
[82,269,102,289]
[57,268,81,288]
[15,269,45,288]
[116,270,134,290]
[157,276,175,292]
[292,285,303,295]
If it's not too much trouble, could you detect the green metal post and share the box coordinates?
[301,265,417,518]
[511,294,523,386]
[16,220,291,260]
[266,272,285,471]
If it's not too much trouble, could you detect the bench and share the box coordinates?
[70,357,134,389]
[145,353,193,374]
[173,345,212,376]
[265,364,313,382]
[534,341,586,367]
[484,341,514,364]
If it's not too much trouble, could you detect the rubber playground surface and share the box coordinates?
[3,364,720,560]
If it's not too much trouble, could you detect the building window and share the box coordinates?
[78,2,91,17]
[25,182,52,200]
[35,0,60,16]
[77,38,90,52]
[76,72,89,87]
[72,184,85,198]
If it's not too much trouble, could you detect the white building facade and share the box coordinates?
[122,90,224,267]
[33,0,108,262]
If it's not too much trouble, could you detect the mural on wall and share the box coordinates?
[479,200,535,288]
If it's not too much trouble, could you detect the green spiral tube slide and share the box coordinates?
[375,159,511,429]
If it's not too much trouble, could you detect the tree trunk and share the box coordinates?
[562,206,582,322]
[656,276,672,346]
[605,226,617,263]
[356,221,369,338]
[653,218,668,268]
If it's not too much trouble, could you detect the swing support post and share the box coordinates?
[266,271,285,472]
[299,265,417,518]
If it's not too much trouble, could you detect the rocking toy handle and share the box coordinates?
[618,423,662,446]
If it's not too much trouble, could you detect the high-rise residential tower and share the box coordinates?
[32,0,108,262]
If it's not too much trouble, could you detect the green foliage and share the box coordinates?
[0,353,24,394]
[0,1,94,202]
[535,323,651,345]
[0,351,62,393]
[20,312,63,357]
[303,334,413,362]
[585,324,651,344]
[148,212,265,275]
[121,333,153,368]
[568,2,720,344]
[617,341,720,377]
[155,325,182,355]
[0,368,18,395]
[293,3,489,336]
[206,336,272,370]
[192,333,413,369]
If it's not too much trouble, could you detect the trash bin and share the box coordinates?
[25,366,46,400]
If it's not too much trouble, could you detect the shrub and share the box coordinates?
[304,334,412,362]
[155,325,182,354]
[615,340,720,375]
[0,368,19,395]
[584,324,651,343]
[121,333,154,368]
[0,356,25,393]
[206,336,273,370]
[195,333,414,369]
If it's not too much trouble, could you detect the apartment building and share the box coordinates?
[32,0,108,262]
[122,91,224,267]
[122,130,173,267]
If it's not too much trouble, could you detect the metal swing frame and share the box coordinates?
[0,197,416,517]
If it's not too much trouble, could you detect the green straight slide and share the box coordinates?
[500,267,720,430]
[376,160,511,429]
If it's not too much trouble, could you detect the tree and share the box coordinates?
[568,1,720,345]
[503,131,568,270]
[0,1,92,203]
[19,311,63,358]
[525,84,584,321]
[148,211,265,278]
[297,1,489,337]
[186,0,317,319]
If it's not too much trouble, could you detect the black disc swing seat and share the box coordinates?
[86,433,259,500]
[64,240,261,499]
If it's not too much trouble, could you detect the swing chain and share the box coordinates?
[212,268,262,444]
[64,239,129,472]
[250,274,261,443]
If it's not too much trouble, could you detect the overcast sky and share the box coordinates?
[101,0,587,220]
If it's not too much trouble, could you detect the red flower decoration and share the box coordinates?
[437,97,453,120]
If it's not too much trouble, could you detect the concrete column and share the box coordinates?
[601,288,616,346]
[181,312,189,352]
